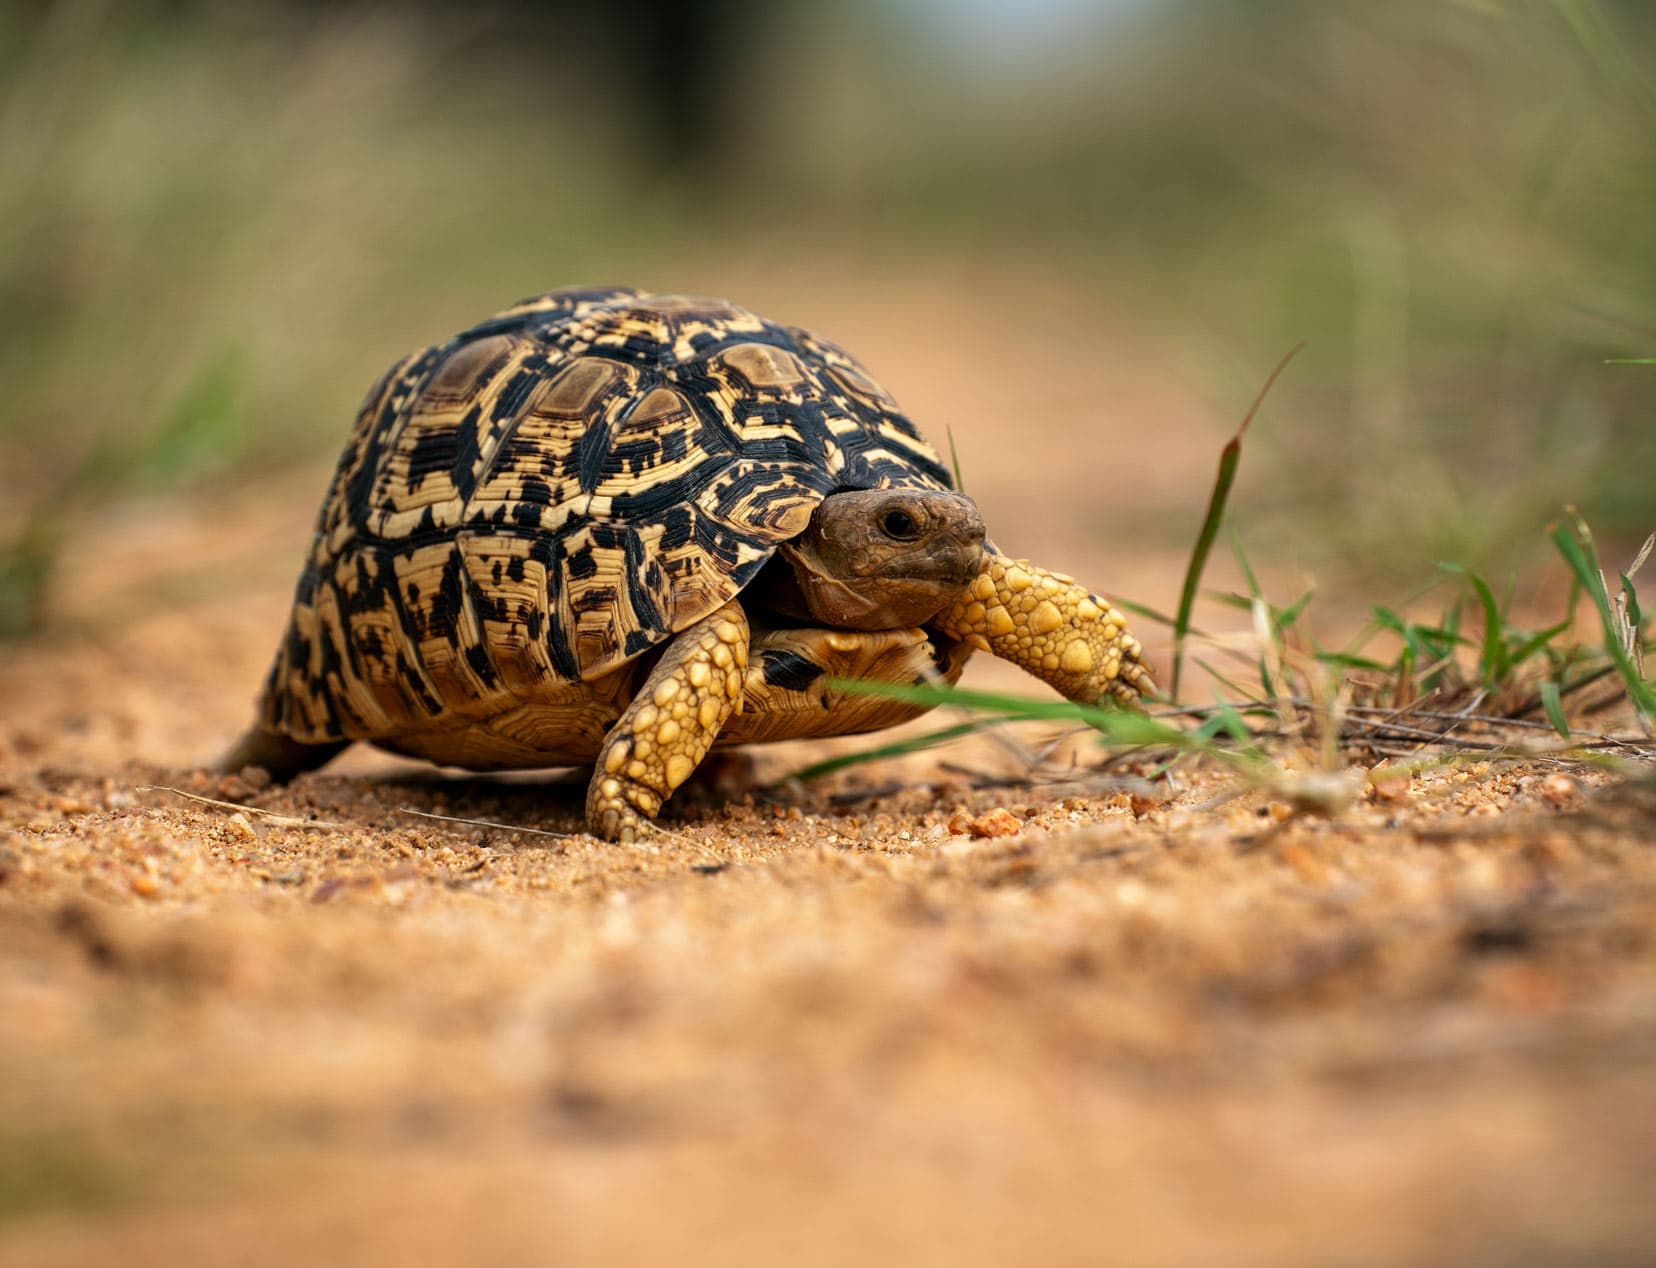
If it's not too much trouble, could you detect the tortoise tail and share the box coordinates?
[218,725,348,783]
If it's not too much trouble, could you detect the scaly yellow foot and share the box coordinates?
[934,550,1153,704]
[587,601,749,842]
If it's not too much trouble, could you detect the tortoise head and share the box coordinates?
[770,488,986,630]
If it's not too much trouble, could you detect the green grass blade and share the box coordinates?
[1110,596,1183,629]
[1191,704,1255,746]
[1275,589,1315,633]
[1440,598,1463,647]
[1193,657,1268,704]
[1254,647,1278,702]
[1170,342,1304,702]
[1231,527,1264,603]
[828,678,1186,746]
[1314,651,1390,673]
[1171,431,1241,702]
[1506,616,1574,670]
[830,678,1085,717]
[1441,562,1507,685]
[1372,606,1405,635]
[1538,679,1571,739]
[789,720,989,781]
[825,678,1285,781]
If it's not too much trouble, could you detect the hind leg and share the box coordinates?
[218,726,350,782]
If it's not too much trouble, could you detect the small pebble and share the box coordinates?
[1540,773,1579,807]
[964,808,1021,839]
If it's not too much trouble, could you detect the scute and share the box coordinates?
[259,287,956,745]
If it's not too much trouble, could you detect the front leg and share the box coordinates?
[587,601,749,841]
[933,548,1154,704]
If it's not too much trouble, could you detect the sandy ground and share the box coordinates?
[3,282,1655,1267]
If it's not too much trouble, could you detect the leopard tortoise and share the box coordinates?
[224,287,1153,840]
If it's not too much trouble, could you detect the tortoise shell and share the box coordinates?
[261,287,957,745]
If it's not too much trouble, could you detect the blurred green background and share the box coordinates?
[1,0,1653,638]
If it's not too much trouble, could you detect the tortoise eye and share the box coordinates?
[881,508,920,540]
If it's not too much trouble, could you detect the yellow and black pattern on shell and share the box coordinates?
[260,287,956,745]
